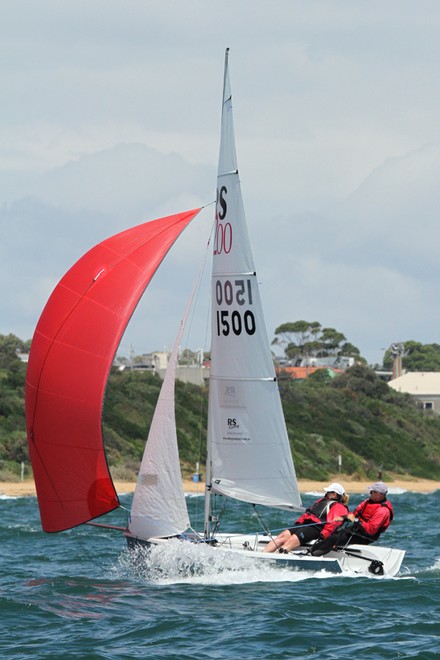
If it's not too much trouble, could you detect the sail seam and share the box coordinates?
[212,271,256,277]
[210,376,276,382]
[218,170,238,177]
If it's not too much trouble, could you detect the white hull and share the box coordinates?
[125,532,405,577]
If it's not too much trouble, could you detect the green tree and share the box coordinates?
[320,327,346,354]
[383,341,440,371]
[0,334,29,369]
[339,342,361,358]
[272,321,362,361]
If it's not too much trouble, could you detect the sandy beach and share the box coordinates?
[1,476,439,498]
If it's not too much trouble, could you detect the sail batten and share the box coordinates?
[210,376,276,382]
[218,170,238,177]
[212,271,256,277]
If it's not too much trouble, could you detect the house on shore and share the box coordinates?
[274,355,354,380]
[275,365,343,380]
[388,372,440,414]
[114,351,210,386]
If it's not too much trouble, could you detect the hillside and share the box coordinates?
[1,359,440,482]
[278,365,440,480]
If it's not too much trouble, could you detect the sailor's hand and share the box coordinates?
[346,513,356,522]
[348,520,361,532]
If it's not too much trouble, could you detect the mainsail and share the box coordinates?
[206,49,302,513]
[26,209,201,533]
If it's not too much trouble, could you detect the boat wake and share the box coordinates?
[116,539,354,585]
[415,557,440,576]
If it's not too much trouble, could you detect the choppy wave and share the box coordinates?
[1,490,439,658]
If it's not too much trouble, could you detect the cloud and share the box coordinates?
[0,145,214,350]
[2,1,440,365]
[254,141,440,363]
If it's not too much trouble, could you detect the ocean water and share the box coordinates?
[1,490,439,659]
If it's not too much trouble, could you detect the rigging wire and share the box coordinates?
[74,515,129,572]
[181,211,217,530]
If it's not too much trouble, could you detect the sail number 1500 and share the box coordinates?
[215,279,256,336]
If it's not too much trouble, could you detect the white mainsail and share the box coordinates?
[206,50,302,514]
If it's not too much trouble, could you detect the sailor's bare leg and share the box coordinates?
[263,529,291,553]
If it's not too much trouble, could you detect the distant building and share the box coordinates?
[293,356,356,369]
[388,372,440,414]
[274,354,355,380]
[157,364,210,386]
[114,351,169,371]
[276,366,342,380]
[374,369,393,382]
[114,350,210,386]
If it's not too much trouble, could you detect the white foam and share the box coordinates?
[116,539,340,586]
[426,557,440,572]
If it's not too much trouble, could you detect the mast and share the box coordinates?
[204,49,302,539]
[204,47,230,539]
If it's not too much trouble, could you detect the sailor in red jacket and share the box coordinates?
[263,482,349,553]
[311,481,394,556]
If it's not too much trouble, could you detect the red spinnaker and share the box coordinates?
[25,208,201,532]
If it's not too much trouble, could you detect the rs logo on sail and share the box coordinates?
[227,418,239,429]
[214,185,232,255]
[216,185,227,220]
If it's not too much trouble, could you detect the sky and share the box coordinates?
[2,0,440,366]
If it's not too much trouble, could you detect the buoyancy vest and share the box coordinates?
[355,499,394,539]
[306,497,336,522]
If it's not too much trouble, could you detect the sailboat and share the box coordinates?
[26,50,405,577]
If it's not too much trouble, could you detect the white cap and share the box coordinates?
[323,482,345,496]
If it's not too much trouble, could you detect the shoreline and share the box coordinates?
[1,477,439,498]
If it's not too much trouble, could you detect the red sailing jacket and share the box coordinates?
[353,499,394,539]
[295,497,349,539]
